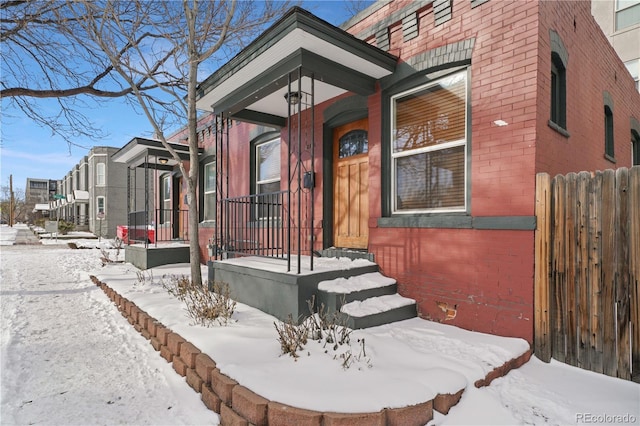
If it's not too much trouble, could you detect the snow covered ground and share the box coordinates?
[1,224,638,425]
[0,226,219,425]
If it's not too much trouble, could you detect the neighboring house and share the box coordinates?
[592,0,640,165]
[52,146,149,238]
[111,137,202,242]
[24,178,57,221]
[121,0,640,343]
[111,136,202,269]
[592,0,640,92]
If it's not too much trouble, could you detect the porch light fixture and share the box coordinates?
[284,91,301,105]
[159,158,169,165]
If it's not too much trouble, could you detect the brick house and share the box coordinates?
[127,0,640,343]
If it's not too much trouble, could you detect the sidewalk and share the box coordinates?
[13,227,41,245]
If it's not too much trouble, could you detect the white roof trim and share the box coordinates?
[34,203,51,211]
[73,190,90,201]
[197,28,393,115]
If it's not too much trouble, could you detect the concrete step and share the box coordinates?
[316,272,397,314]
[315,271,417,329]
[339,294,418,329]
[319,248,374,262]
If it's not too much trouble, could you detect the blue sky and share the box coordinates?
[0,1,371,193]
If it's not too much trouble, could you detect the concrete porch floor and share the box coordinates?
[208,255,381,323]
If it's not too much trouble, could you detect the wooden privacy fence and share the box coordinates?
[534,167,639,381]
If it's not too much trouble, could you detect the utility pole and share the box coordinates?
[9,175,15,227]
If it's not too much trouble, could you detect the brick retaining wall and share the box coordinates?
[90,275,530,425]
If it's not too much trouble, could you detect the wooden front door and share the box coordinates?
[333,118,369,249]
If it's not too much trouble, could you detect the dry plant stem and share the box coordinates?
[275,296,370,369]
[161,275,236,327]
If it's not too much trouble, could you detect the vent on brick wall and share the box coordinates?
[434,0,452,26]
[470,0,490,9]
[376,27,390,51]
[402,13,419,42]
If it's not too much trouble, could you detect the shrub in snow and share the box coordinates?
[274,296,372,370]
[100,243,125,266]
[274,314,308,358]
[136,269,155,284]
[162,275,236,327]
[57,220,75,235]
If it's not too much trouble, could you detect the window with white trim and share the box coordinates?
[203,161,216,221]
[96,163,106,186]
[391,71,467,213]
[624,59,639,92]
[616,0,640,31]
[256,138,280,194]
[161,175,171,223]
[96,196,105,215]
[255,138,281,218]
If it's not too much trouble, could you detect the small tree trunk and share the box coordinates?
[186,2,202,286]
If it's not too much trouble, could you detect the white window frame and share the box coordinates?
[624,59,640,92]
[203,161,216,222]
[390,70,468,214]
[96,196,105,215]
[161,175,171,224]
[255,138,281,220]
[256,138,281,193]
[615,0,640,31]
[96,163,106,186]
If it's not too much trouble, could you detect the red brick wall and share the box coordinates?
[536,0,639,176]
[466,0,539,218]
[193,0,639,342]
[370,227,534,340]
[358,0,636,342]
[352,0,541,341]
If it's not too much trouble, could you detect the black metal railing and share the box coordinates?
[223,190,287,259]
[124,209,188,245]
[127,210,152,243]
[64,215,89,226]
[154,208,189,243]
[78,215,90,226]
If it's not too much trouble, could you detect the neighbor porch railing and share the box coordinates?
[222,190,287,259]
[155,208,189,242]
[125,209,188,244]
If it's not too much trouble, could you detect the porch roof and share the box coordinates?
[111,137,201,171]
[196,7,397,127]
[33,203,51,211]
[73,190,89,202]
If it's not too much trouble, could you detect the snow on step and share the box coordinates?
[341,294,415,318]
[317,272,395,293]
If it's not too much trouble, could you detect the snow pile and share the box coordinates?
[0,225,18,245]
[318,271,395,293]
[341,294,415,317]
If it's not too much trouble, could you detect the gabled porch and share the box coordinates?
[112,137,203,270]
[196,7,403,324]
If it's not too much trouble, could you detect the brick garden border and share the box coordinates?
[90,275,531,425]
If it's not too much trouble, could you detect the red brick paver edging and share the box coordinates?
[90,275,530,425]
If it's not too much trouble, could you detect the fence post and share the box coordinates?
[615,167,631,380]
[535,173,552,362]
[601,169,617,377]
[552,174,566,363]
[629,166,640,378]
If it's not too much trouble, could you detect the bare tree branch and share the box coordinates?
[2,0,294,284]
